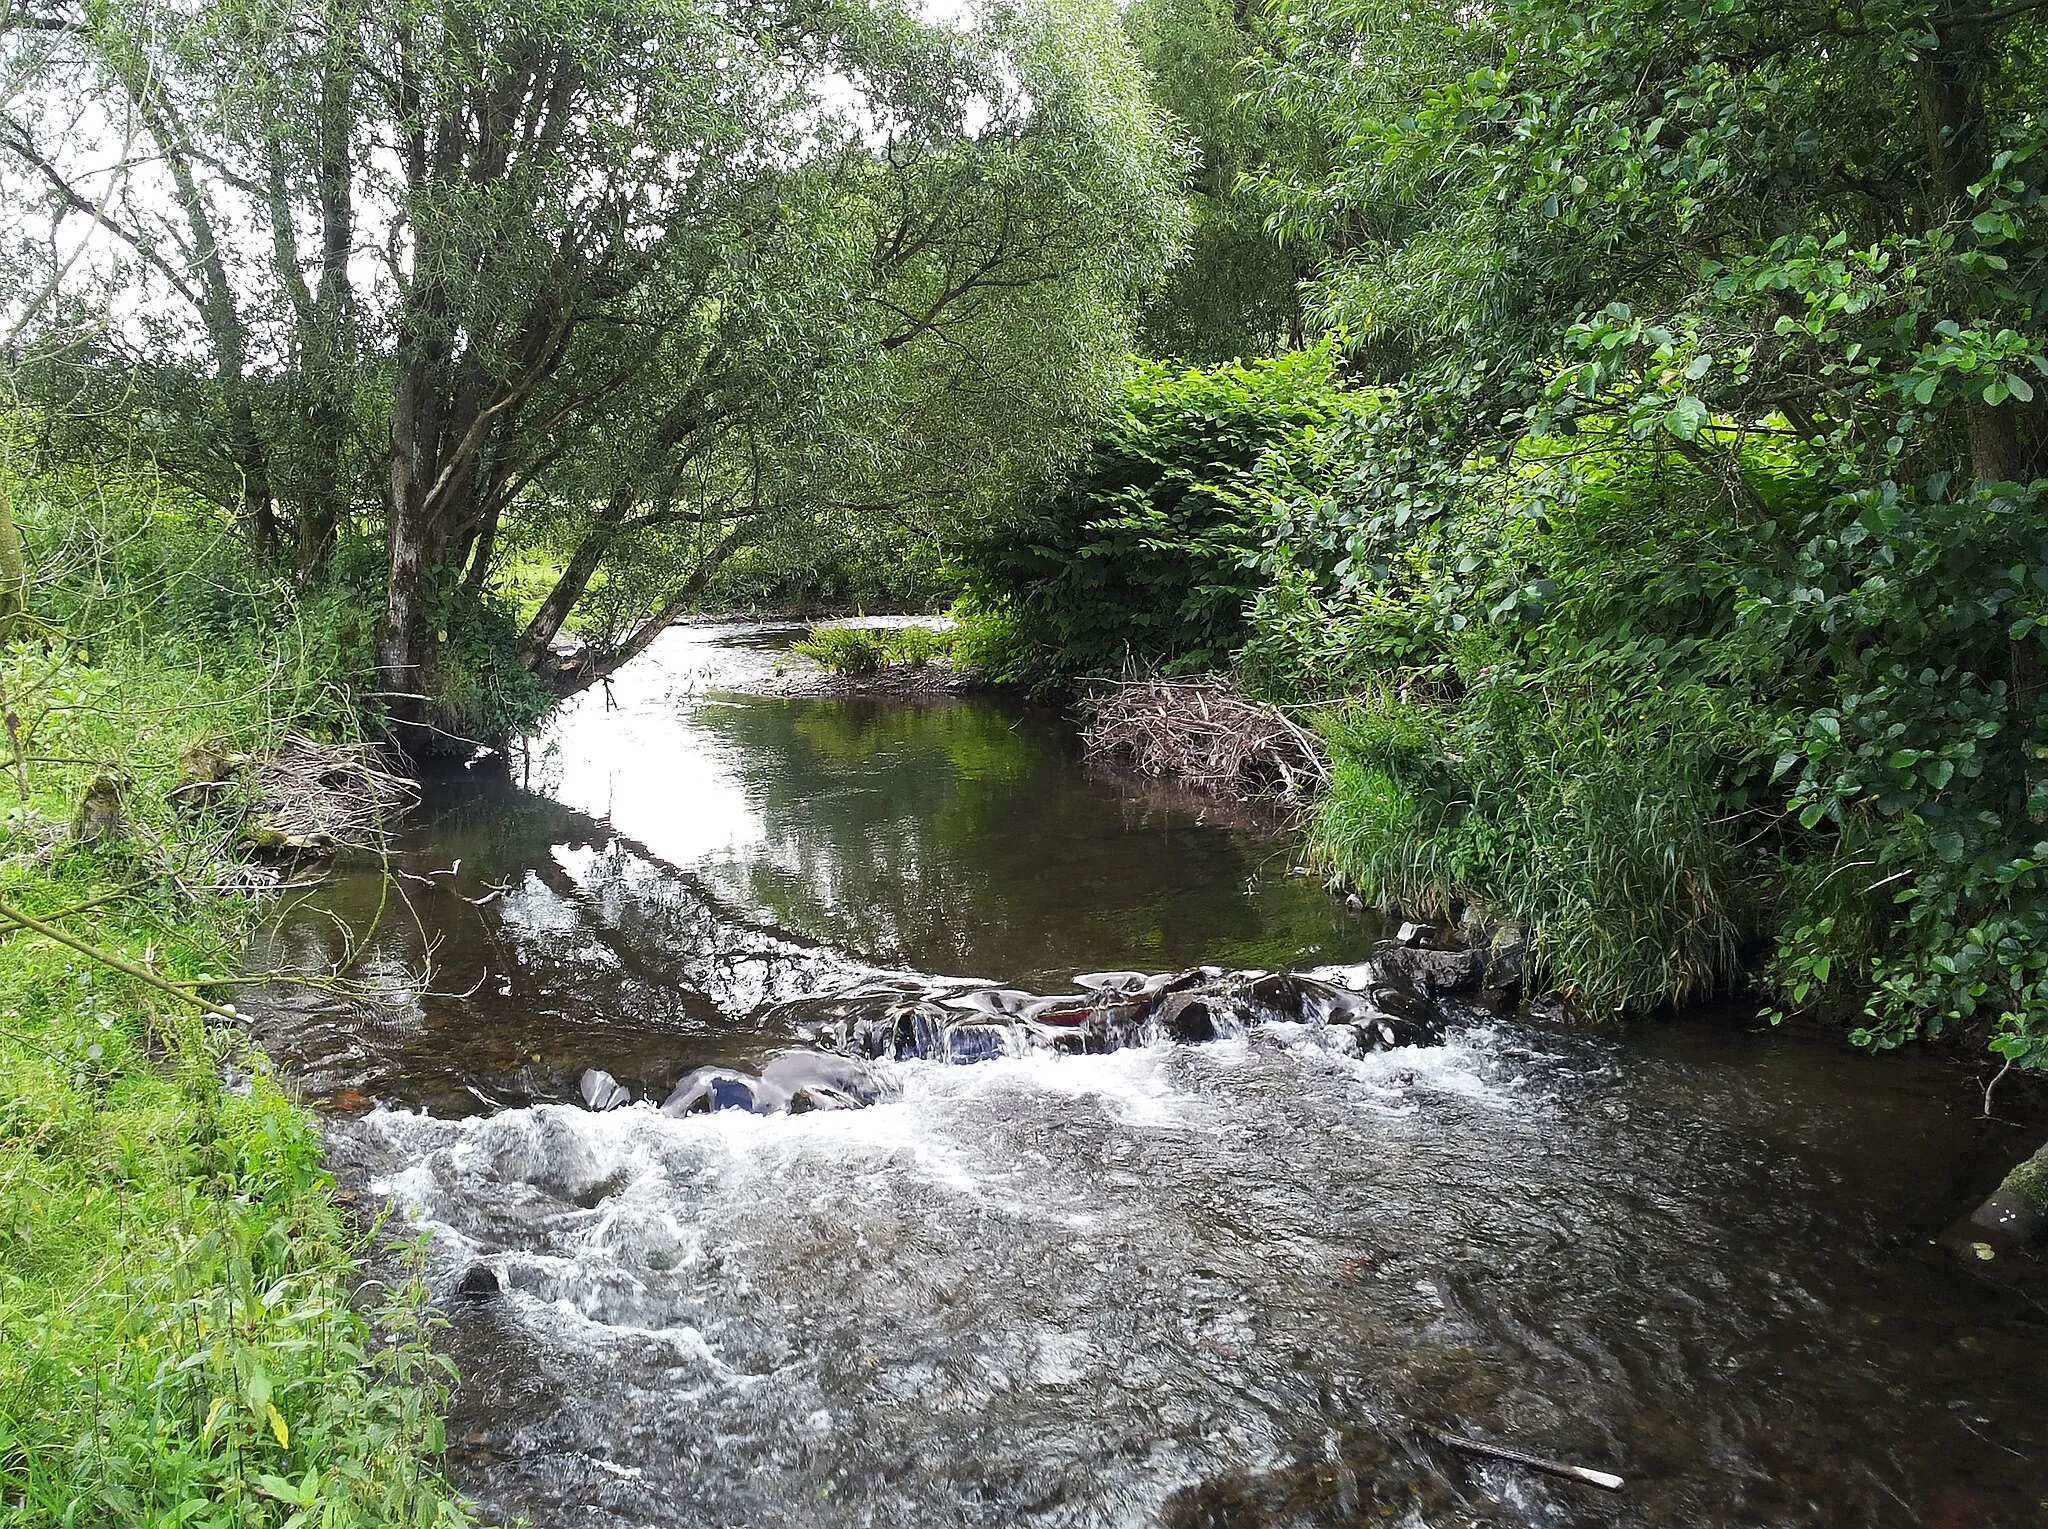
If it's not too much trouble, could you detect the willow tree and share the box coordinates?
[2,0,1186,737]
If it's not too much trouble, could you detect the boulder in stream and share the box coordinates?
[661,1066,772,1116]
[1960,1139,2048,1256]
[579,1068,631,1112]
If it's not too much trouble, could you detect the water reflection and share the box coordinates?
[252,627,1380,1113]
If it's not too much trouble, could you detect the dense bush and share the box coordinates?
[1257,413,2048,1060]
[956,348,1345,685]
[794,624,891,675]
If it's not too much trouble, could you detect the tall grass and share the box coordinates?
[0,455,465,1525]
[1312,679,1762,1013]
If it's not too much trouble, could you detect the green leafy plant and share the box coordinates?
[793,624,890,676]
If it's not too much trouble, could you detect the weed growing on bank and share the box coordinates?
[795,622,956,675]
[0,462,465,1525]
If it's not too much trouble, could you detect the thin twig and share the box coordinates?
[0,895,241,1022]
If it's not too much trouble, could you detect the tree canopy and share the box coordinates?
[3,0,1186,736]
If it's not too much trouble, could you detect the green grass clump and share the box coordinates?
[881,625,954,667]
[793,622,956,675]
[1311,680,1760,1014]
[794,623,889,675]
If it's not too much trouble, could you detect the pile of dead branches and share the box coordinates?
[245,734,418,851]
[1079,677,1329,799]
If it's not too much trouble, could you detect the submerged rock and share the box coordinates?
[661,1067,772,1116]
[1960,1139,2048,1256]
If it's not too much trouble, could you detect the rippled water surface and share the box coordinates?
[250,623,2048,1528]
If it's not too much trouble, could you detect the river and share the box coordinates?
[247,621,2048,1528]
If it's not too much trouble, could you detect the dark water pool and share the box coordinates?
[247,623,2048,1529]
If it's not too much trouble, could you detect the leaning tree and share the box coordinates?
[2,0,1186,738]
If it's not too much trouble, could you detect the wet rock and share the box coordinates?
[1021,994,1093,1024]
[1153,993,1226,1044]
[787,1085,865,1112]
[1075,970,1150,995]
[454,1263,502,1301]
[944,1022,1016,1064]
[948,987,1041,1017]
[1376,944,1487,996]
[760,1052,888,1109]
[660,1066,771,1115]
[1960,1139,2048,1255]
[842,1002,949,1061]
[578,1068,631,1112]
[656,959,1464,1129]
[1395,921,1433,947]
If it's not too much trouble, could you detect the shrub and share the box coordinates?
[793,623,890,675]
[882,625,954,667]
[957,347,1347,685]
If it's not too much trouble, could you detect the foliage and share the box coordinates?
[1094,0,2048,1067]
[793,624,891,676]
[0,458,463,1524]
[793,622,955,674]
[958,347,1345,686]
[5,0,1188,726]
[882,625,954,667]
[1121,0,1315,360]
[696,511,958,616]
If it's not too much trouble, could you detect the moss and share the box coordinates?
[2003,1141,2048,1214]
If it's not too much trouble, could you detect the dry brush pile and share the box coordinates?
[1079,677,1328,799]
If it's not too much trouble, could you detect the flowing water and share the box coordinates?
[248,623,2048,1529]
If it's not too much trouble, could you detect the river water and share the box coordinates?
[249,623,2048,1529]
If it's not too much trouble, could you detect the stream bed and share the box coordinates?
[247,622,2048,1528]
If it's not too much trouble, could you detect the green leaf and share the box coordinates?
[1662,395,1708,439]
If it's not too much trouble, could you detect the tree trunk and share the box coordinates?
[1917,9,2030,486]
[584,521,751,681]
[377,509,437,739]
[296,31,359,586]
[518,490,634,666]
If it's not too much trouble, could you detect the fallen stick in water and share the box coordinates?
[1428,1430,1625,1492]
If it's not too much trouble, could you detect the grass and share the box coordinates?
[0,466,465,1526]
[793,622,955,675]
[1310,679,1761,1014]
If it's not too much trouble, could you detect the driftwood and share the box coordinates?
[1079,677,1328,800]
[1429,1430,1625,1492]
[243,734,418,851]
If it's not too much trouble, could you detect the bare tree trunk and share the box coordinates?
[376,508,437,734]
[296,30,359,584]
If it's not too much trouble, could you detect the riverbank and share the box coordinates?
[244,619,2048,1525]
[0,639,464,1521]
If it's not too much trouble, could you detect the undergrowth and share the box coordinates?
[0,456,465,1526]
